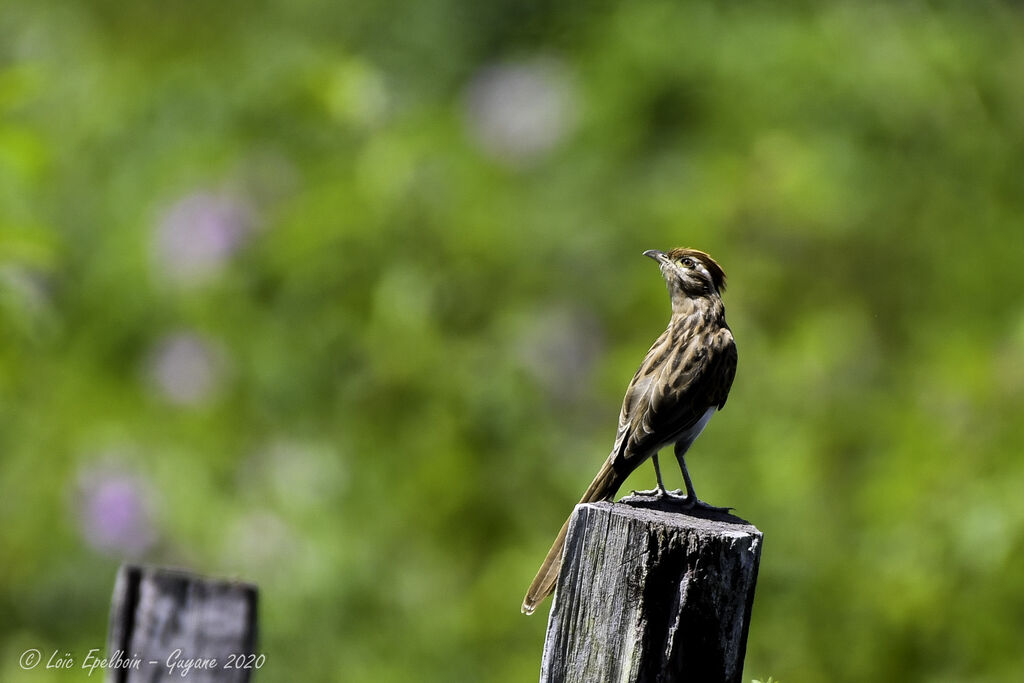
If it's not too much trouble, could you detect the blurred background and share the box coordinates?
[2,1,1024,681]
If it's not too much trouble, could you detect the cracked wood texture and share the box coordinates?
[539,501,762,683]
[106,565,259,683]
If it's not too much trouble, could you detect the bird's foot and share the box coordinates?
[623,488,689,503]
[662,488,689,502]
[626,487,665,498]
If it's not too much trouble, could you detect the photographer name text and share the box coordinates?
[19,647,265,677]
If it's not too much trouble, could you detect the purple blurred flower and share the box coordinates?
[75,466,156,556]
[464,57,578,166]
[153,192,252,285]
[147,331,224,406]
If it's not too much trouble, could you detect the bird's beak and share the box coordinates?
[643,249,667,263]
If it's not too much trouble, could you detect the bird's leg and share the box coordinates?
[653,454,669,496]
[628,454,665,497]
[675,443,731,513]
[629,454,686,500]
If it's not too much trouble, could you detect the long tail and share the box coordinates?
[521,457,623,615]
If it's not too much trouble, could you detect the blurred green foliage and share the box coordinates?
[2,1,1024,681]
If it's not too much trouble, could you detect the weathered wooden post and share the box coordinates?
[106,565,259,683]
[539,499,762,683]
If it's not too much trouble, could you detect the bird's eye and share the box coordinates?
[681,257,694,268]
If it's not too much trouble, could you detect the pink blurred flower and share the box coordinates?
[517,305,604,402]
[153,192,252,285]
[464,57,578,166]
[146,331,224,406]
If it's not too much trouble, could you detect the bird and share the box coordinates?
[521,247,737,615]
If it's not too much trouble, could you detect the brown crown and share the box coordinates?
[665,247,727,293]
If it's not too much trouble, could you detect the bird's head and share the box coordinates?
[644,247,727,300]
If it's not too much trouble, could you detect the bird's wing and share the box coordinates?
[712,329,737,410]
[611,326,736,467]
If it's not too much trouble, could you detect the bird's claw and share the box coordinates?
[627,487,664,498]
[624,488,688,503]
